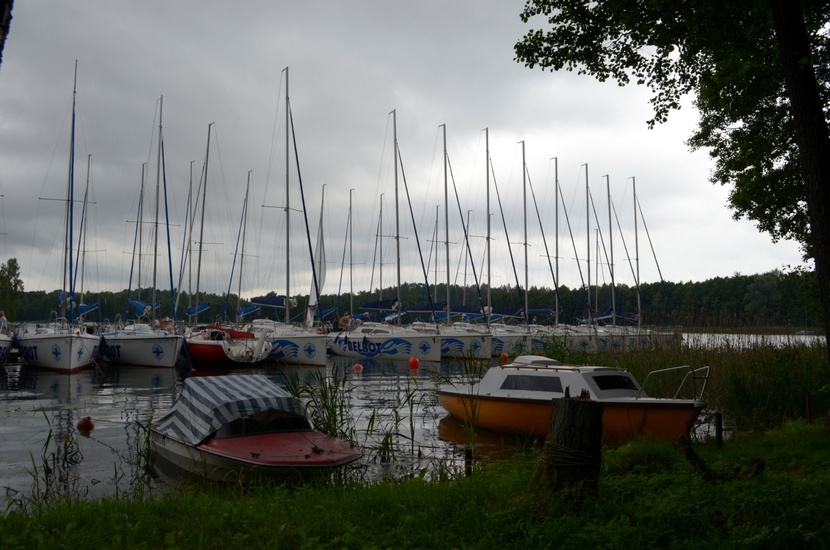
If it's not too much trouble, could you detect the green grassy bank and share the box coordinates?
[2,420,830,548]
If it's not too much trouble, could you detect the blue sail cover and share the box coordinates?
[152,375,307,446]
[129,299,160,317]
[185,302,210,317]
[236,305,261,318]
[251,295,288,308]
[407,301,446,313]
[77,303,99,316]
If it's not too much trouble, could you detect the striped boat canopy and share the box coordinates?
[152,375,307,446]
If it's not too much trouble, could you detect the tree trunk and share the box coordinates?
[528,395,603,498]
[769,0,830,359]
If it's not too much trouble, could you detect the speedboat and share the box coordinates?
[150,374,362,482]
[437,355,709,444]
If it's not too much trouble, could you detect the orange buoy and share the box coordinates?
[499,352,509,365]
[76,416,94,437]
[408,357,420,370]
[352,363,364,372]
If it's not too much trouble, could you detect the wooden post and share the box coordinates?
[528,390,603,498]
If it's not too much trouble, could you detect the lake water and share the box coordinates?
[1,331,824,512]
[0,355,488,512]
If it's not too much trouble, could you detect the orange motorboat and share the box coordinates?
[437,355,709,445]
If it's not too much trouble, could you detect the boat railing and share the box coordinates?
[636,364,710,401]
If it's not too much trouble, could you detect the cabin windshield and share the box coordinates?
[500,374,563,393]
[592,374,638,392]
[212,409,312,439]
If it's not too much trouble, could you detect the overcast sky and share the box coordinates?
[0,1,807,305]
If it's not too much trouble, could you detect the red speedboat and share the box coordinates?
[184,325,272,367]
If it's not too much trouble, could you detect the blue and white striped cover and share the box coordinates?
[152,374,307,446]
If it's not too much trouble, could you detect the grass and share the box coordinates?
[2,420,830,548]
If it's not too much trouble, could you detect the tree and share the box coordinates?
[0,257,24,319]
[514,0,830,352]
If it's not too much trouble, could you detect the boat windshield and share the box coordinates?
[592,374,639,392]
[500,374,564,393]
[212,410,313,439]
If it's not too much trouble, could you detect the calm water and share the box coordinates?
[0,355,487,512]
[1,331,824,512]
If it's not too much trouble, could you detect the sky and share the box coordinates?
[0,1,808,305]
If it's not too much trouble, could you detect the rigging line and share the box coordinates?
[524,165,563,316]
[588,188,612,282]
[556,176,590,319]
[396,141,438,325]
[490,159,524,314]
[289,106,324,322]
[160,139,177,320]
[447,153,487,317]
[637,195,673,319]
[611,199,639,288]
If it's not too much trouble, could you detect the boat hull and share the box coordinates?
[440,332,492,359]
[267,333,328,366]
[327,332,441,362]
[437,391,704,444]
[17,331,100,373]
[100,332,184,367]
[150,429,361,482]
[0,334,12,367]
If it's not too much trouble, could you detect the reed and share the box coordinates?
[543,336,830,432]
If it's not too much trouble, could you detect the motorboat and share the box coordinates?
[150,374,362,482]
[327,322,441,362]
[437,355,709,444]
[184,325,272,367]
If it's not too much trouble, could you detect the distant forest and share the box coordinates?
[11,268,822,331]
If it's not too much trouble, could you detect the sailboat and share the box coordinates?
[17,63,101,374]
[244,67,327,366]
[100,96,184,368]
[327,112,441,362]
[183,124,272,367]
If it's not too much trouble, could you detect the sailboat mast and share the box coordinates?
[521,141,529,325]
[152,95,163,323]
[442,124,450,326]
[585,163,591,324]
[554,156,559,325]
[633,176,641,329]
[64,61,78,322]
[195,122,213,323]
[237,172,252,316]
[392,109,401,326]
[284,67,291,324]
[486,128,491,325]
[606,174,616,326]
[349,188,354,317]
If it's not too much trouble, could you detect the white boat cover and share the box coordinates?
[153,374,307,446]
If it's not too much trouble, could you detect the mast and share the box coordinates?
[349,188,354,317]
[553,157,559,325]
[284,67,291,324]
[442,123,450,326]
[237,172,252,316]
[392,109,401,326]
[584,163,591,325]
[521,141,529,326]
[379,193,384,302]
[633,176,641,329]
[63,61,78,322]
[486,128,491,325]
[606,174,616,326]
[194,122,213,324]
[152,95,163,323]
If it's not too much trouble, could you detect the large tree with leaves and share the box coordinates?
[0,257,24,319]
[515,0,830,350]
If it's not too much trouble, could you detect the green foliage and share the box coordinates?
[514,0,829,259]
[4,423,830,548]
[0,257,23,318]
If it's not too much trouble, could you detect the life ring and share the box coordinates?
[160,317,175,330]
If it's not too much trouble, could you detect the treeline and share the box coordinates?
[11,269,821,330]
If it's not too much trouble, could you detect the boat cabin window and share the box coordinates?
[592,374,638,391]
[500,374,563,393]
[213,410,312,439]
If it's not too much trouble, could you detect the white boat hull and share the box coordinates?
[18,331,100,373]
[327,331,441,362]
[0,334,12,367]
[268,332,328,366]
[100,331,184,367]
